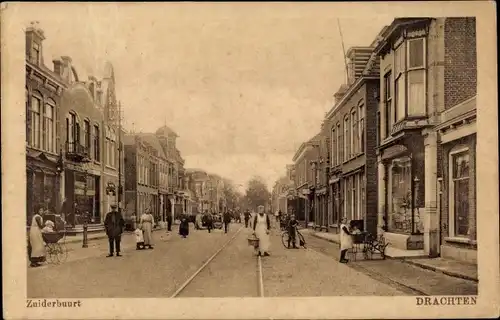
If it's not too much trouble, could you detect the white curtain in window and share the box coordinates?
[396,76,405,121]
[408,70,426,116]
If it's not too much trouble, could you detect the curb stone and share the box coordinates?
[404,259,478,283]
[311,232,478,283]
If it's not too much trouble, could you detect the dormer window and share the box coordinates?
[31,42,41,65]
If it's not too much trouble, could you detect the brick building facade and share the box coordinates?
[26,23,124,227]
[435,18,477,263]
[324,44,381,235]
[25,23,66,224]
[285,17,477,264]
[373,17,477,262]
[292,134,321,223]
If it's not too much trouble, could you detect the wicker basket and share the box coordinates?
[247,236,259,248]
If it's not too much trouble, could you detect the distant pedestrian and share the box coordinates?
[339,217,352,263]
[223,210,231,234]
[166,212,173,232]
[205,211,213,233]
[104,204,125,257]
[244,209,251,228]
[179,215,190,238]
[139,209,155,249]
[287,213,299,249]
[253,205,271,256]
[29,205,47,267]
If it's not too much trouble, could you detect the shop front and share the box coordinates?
[437,117,477,264]
[328,172,342,233]
[26,151,62,225]
[378,133,426,250]
[64,168,101,225]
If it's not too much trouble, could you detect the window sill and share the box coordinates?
[444,237,477,245]
[105,165,116,170]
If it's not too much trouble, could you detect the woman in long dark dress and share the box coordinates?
[179,215,189,238]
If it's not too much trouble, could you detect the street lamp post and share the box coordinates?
[82,163,89,248]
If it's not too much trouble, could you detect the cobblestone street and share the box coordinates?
[28,224,476,298]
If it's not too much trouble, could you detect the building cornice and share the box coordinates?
[26,60,67,89]
[325,75,378,120]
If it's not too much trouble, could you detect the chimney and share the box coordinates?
[333,84,349,105]
[346,46,374,84]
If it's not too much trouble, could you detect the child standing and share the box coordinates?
[135,227,145,250]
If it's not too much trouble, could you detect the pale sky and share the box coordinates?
[17,3,394,192]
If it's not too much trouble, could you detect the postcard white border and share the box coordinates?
[2,1,498,319]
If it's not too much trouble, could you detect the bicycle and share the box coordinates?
[281,228,306,249]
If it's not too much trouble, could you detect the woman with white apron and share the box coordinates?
[29,206,47,267]
[339,218,353,263]
[252,205,271,256]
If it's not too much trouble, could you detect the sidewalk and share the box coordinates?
[311,231,478,283]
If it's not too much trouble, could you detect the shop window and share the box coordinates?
[449,147,471,237]
[388,156,412,233]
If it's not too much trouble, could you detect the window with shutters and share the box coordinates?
[44,99,56,153]
[384,72,392,139]
[331,127,336,166]
[336,123,341,165]
[344,116,349,162]
[84,120,91,155]
[351,109,357,156]
[358,104,365,153]
[30,93,42,149]
[93,125,100,161]
[26,88,30,144]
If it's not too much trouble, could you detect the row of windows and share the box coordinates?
[27,90,56,153]
[382,38,426,141]
[65,113,118,168]
[330,103,365,167]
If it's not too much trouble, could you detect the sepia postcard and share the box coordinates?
[1,1,498,319]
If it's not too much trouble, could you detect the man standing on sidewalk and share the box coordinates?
[223,209,231,234]
[243,209,251,228]
[104,204,125,257]
[166,211,173,232]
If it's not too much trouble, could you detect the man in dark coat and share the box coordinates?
[166,212,173,232]
[104,204,125,257]
[223,210,232,234]
[244,209,251,228]
[204,210,213,233]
